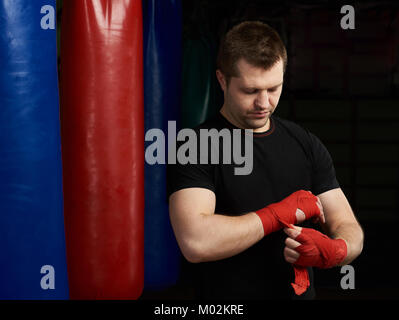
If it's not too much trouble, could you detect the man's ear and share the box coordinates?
[216,69,227,91]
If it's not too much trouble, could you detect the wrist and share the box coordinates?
[255,206,280,236]
[332,238,348,266]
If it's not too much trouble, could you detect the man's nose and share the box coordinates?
[254,91,270,109]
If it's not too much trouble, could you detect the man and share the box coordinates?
[167,21,363,300]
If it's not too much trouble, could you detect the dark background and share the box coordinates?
[141,0,399,300]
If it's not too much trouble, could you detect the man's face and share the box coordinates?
[217,58,284,133]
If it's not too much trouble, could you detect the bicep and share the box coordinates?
[169,187,216,249]
[317,188,358,235]
[308,132,340,195]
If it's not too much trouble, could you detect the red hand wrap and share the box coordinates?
[255,190,321,236]
[291,227,348,295]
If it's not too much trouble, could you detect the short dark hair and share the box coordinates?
[217,21,287,82]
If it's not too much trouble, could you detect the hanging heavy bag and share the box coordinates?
[60,0,144,299]
[0,0,69,299]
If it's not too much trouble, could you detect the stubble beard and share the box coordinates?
[242,115,270,131]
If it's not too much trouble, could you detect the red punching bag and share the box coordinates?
[60,0,144,299]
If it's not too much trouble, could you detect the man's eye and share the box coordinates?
[245,90,257,94]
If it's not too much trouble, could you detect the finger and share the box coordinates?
[284,245,300,258]
[284,246,300,263]
[283,225,302,239]
[316,197,326,224]
[285,236,301,249]
[295,208,306,224]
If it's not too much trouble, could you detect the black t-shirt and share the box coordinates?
[167,111,340,300]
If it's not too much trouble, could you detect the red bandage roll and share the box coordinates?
[291,227,347,295]
[60,0,144,299]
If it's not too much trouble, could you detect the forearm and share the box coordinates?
[329,222,364,266]
[172,189,320,264]
[189,211,264,263]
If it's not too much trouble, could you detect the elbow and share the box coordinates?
[356,227,365,256]
[184,252,203,264]
[351,223,365,258]
[343,224,365,264]
[179,238,206,264]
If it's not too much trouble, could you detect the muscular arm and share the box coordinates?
[169,188,264,263]
[318,188,364,265]
[170,187,322,263]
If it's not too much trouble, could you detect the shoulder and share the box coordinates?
[273,115,324,146]
[273,115,309,136]
[272,116,330,164]
[273,115,315,149]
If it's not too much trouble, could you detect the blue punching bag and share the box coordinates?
[143,0,182,290]
[0,0,69,299]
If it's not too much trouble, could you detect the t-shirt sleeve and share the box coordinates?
[166,125,218,203]
[166,161,215,203]
[308,132,340,195]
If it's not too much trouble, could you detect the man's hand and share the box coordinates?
[283,225,347,268]
[283,224,348,295]
[283,225,302,264]
[295,195,324,224]
[255,190,325,236]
